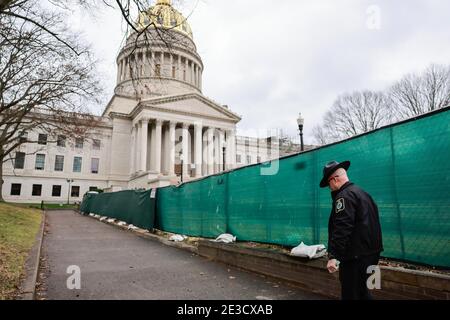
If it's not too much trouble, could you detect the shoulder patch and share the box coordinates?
[335,198,345,214]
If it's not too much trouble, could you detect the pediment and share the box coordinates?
[139,93,241,123]
[103,94,138,117]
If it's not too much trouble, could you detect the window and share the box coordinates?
[19,131,28,143]
[73,157,82,173]
[35,154,45,170]
[32,184,42,196]
[14,152,25,169]
[245,138,250,147]
[172,66,176,78]
[71,186,80,197]
[75,138,84,149]
[38,134,47,145]
[93,139,101,150]
[54,155,64,172]
[183,69,186,81]
[236,154,241,163]
[89,186,98,192]
[57,135,66,147]
[10,184,21,196]
[247,155,252,164]
[91,158,99,174]
[52,185,62,197]
[155,64,161,77]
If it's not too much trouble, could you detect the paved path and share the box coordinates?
[40,211,325,300]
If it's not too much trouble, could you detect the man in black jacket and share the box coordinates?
[320,160,383,300]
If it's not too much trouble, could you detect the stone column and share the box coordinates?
[227,129,236,170]
[194,123,203,178]
[185,59,188,82]
[178,55,182,81]
[219,130,225,172]
[135,123,141,172]
[130,125,136,174]
[151,51,155,76]
[193,64,197,86]
[182,123,190,179]
[214,130,220,173]
[154,119,162,174]
[207,128,214,175]
[168,122,176,176]
[140,118,149,172]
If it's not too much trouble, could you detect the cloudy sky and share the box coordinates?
[68,0,450,142]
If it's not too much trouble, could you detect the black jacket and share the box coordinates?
[328,182,383,262]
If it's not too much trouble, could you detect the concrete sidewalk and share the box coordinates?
[39,210,326,300]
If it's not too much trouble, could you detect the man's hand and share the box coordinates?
[327,259,339,273]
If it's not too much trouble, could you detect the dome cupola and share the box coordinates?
[137,0,193,40]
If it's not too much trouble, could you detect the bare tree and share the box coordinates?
[389,64,450,120]
[0,5,102,201]
[313,91,392,145]
[0,0,189,52]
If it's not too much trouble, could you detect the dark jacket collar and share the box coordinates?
[331,181,353,200]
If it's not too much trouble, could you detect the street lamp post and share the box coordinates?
[297,113,305,152]
[66,179,74,205]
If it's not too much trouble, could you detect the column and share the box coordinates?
[145,50,151,76]
[194,123,203,178]
[214,130,220,173]
[130,125,136,174]
[227,129,236,170]
[117,59,121,83]
[193,64,197,86]
[140,118,149,172]
[170,54,174,78]
[135,122,141,172]
[154,119,162,174]
[207,128,214,175]
[168,122,176,176]
[151,51,155,76]
[219,130,225,172]
[182,123,190,179]
[178,55,182,80]
[185,58,188,82]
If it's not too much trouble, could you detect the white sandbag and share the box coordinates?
[213,234,237,243]
[290,242,327,259]
[169,234,187,242]
[99,216,107,222]
[117,221,127,226]
[107,218,115,223]
[128,224,138,230]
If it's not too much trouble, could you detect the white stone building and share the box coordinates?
[1,0,283,203]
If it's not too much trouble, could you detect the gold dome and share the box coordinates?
[137,0,193,39]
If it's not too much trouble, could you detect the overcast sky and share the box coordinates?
[68,0,450,142]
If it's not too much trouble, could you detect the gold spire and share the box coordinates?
[156,0,171,5]
[137,0,193,39]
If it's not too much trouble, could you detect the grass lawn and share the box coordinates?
[11,202,78,210]
[0,202,43,300]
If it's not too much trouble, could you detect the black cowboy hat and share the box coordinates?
[319,160,351,188]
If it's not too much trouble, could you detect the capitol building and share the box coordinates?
[2,0,298,203]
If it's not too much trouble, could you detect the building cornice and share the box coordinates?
[140,92,242,121]
[130,103,239,125]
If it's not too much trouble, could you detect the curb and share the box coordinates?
[82,212,198,255]
[17,210,46,300]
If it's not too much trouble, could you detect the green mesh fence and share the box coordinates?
[80,189,156,230]
[157,108,450,268]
